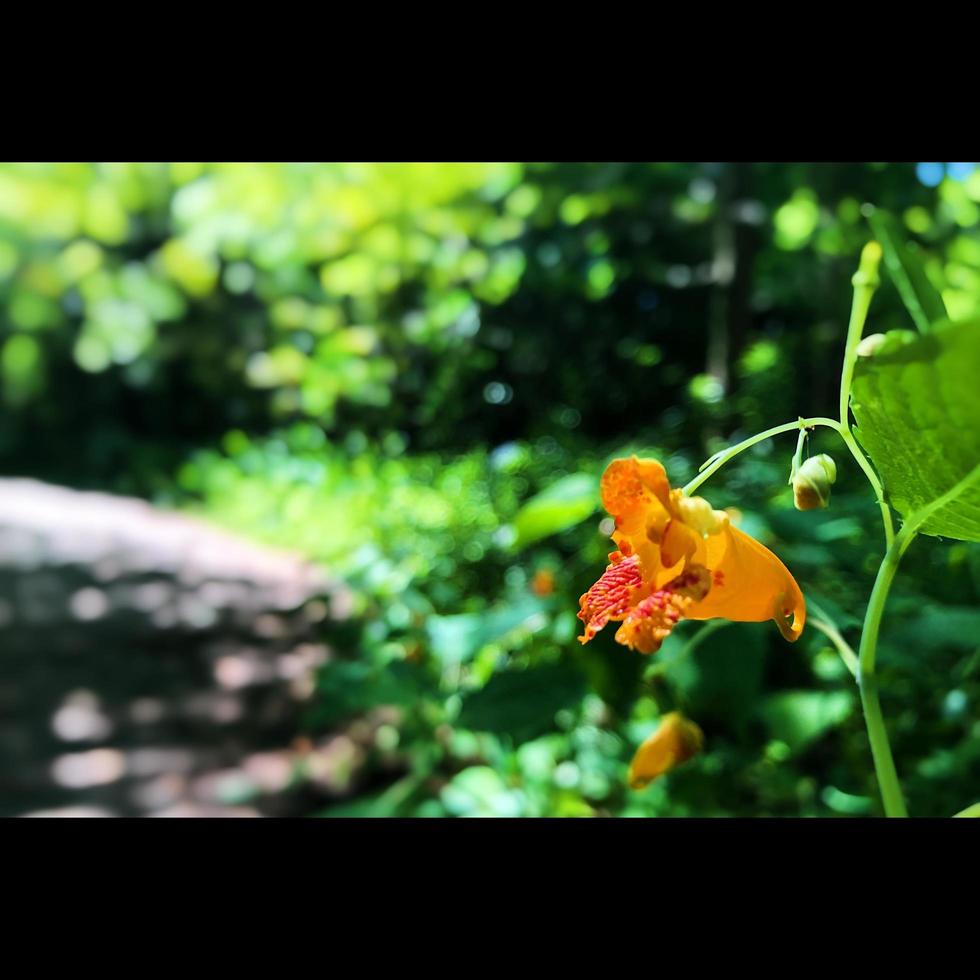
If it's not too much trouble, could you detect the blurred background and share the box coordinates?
[0,161,977,817]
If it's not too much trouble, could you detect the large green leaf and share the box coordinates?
[850,319,980,541]
[868,209,947,333]
[510,472,599,549]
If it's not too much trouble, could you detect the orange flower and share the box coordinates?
[577,456,805,654]
[629,712,704,788]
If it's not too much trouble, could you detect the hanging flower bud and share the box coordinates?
[856,333,887,358]
[628,712,704,789]
[793,454,837,511]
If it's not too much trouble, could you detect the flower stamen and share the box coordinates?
[614,564,712,654]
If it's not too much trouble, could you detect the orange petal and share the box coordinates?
[660,518,700,570]
[687,524,806,641]
[600,456,670,519]
[628,712,704,789]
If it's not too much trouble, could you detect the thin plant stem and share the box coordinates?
[839,426,894,549]
[809,618,858,678]
[856,533,910,817]
[834,242,907,816]
[683,417,841,496]
[837,241,895,550]
[856,467,980,817]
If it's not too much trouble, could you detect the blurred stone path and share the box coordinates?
[0,478,354,817]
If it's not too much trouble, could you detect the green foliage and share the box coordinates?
[442,767,527,817]
[2,162,979,817]
[509,472,599,550]
[427,597,550,667]
[868,209,948,332]
[457,661,588,744]
[761,690,855,754]
[850,319,980,540]
[313,658,436,727]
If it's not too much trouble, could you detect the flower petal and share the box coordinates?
[600,456,670,520]
[687,524,806,640]
[660,518,700,570]
[628,712,704,789]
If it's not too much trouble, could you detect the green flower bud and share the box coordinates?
[793,454,837,510]
[856,333,887,358]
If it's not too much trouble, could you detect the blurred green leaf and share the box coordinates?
[761,690,854,753]
[869,209,947,333]
[671,622,768,729]
[441,766,526,816]
[851,319,980,541]
[426,596,547,666]
[805,592,862,631]
[313,658,435,725]
[821,785,872,815]
[457,661,587,743]
[319,775,423,817]
[953,802,980,817]
[892,605,980,652]
[510,473,599,550]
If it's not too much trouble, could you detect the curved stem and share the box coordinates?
[832,241,908,816]
[809,618,858,678]
[857,535,910,817]
[838,426,895,549]
[683,417,841,496]
[856,474,980,818]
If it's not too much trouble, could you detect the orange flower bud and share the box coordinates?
[628,712,704,789]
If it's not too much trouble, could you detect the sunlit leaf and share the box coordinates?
[850,319,980,541]
[510,473,599,550]
[425,596,548,666]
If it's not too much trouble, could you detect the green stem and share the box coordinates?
[838,246,880,426]
[809,618,858,678]
[788,424,808,485]
[683,417,841,496]
[855,468,980,818]
[836,242,908,816]
[837,240,895,550]
[857,534,910,817]
[839,427,894,549]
